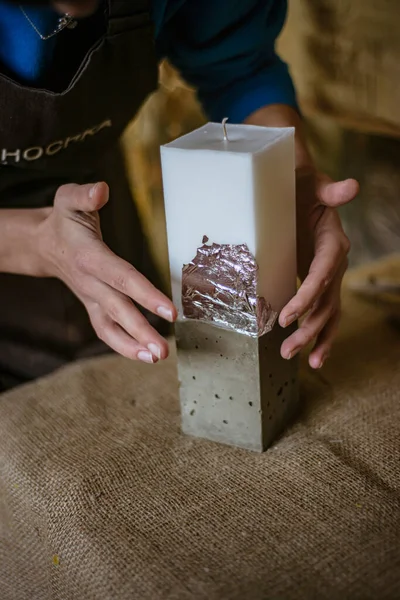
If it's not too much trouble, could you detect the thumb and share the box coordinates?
[316,175,359,208]
[55,182,109,213]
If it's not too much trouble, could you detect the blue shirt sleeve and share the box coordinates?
[157,0,298,123]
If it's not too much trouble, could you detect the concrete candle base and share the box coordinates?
[175,320,299,452]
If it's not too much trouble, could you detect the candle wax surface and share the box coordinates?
[161,122,296,316]
[164,122,292,155]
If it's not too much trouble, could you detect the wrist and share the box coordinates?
[0,207,51,277]
[30,207,54,277]
[244,103,314,170]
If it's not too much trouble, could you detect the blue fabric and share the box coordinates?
[0,0,297,121]
[0,2,58,81]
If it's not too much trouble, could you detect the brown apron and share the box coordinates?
[0,1,164,390]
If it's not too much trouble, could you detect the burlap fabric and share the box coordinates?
[1,259,400,600]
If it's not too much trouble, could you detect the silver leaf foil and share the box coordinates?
[182,239,277,337]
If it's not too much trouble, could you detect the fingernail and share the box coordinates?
[89,183,98,199]
[157,306,174,323]
[148,343,161,360]
[282,313,298,328]
[286,347,300,360]
[318,353,330,369]
[138,350,155,364]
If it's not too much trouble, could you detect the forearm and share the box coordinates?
[244,103,313,169]
[0,207,50,276]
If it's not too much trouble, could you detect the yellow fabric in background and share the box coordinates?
[278,0,400,138]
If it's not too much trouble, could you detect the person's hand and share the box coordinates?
[37,182,177,364]
[279,167,359,369]
[244,104,359,368]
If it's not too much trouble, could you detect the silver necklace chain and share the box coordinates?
[19,5,78,41]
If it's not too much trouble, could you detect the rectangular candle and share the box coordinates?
[161,122,299,452]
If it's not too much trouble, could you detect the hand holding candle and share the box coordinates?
[279,168,357,368]
[245,104,359,369]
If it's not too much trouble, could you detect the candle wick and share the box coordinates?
[222,117,229,142]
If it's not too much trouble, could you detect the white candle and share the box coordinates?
[160,122,298,452]
[161,122,296,319]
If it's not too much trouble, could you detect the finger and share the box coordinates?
[280,297,335,360]
[82,278,170,360]
[97,280,170,360]
[280,274,339,360]
[317,175,359,208]
[308,309,342,369]
[85,246,177,323]
[280,224,348,328]
[91,311,157,364]
[55,182,109,213]
[281,260,346,360]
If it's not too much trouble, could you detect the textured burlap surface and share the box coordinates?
[1,259,400,600]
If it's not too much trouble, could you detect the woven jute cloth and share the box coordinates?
[1,259,400,600]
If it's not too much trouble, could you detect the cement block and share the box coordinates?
[175,320,299,452]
